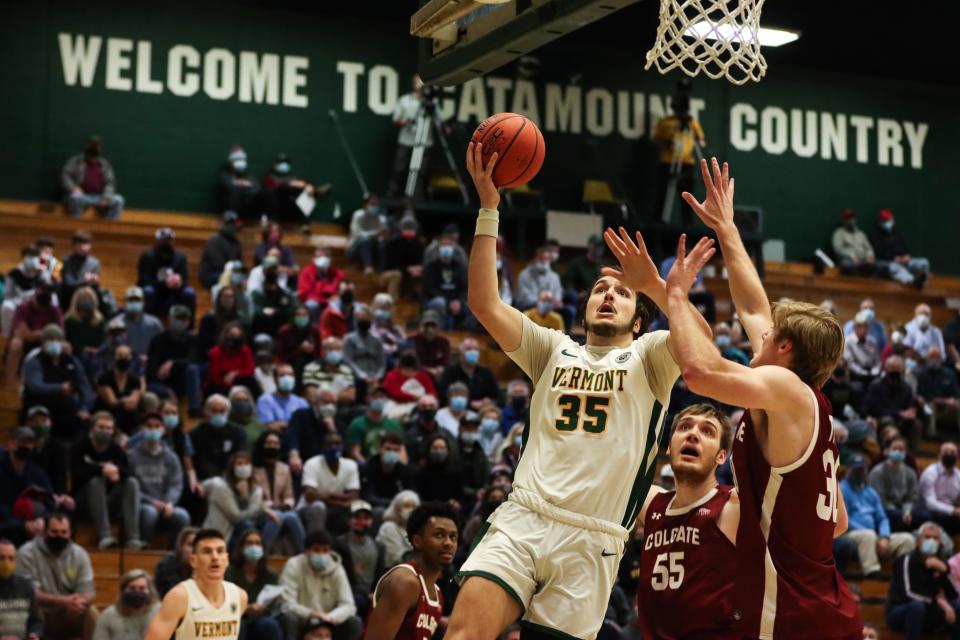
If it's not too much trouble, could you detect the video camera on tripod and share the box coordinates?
[405,83,468,202]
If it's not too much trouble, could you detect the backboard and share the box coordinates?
[412,0,642,86]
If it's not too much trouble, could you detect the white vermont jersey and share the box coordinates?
[507,315,679,527]
[176,579,242,640]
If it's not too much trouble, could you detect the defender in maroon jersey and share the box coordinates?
[660,158,862,639]
[637,404,740,639]
[365,502,458,640]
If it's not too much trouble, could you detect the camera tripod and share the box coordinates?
[405,101,469,204]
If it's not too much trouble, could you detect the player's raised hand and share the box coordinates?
[682,157,735,231]
[465,142,500,210]
[601,227,662,295]
[665,234,716,296]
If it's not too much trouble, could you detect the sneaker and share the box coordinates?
[98,537,118,550]
[914,271,928,290]
[126,539,148,550]
[363,266,375,275]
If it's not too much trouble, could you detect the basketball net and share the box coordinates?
[645,0,768,85]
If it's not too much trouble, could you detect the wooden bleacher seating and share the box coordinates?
[2,199,959,639]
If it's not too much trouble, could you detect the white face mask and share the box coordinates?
[916,314,930,329]
[234,464,252,479]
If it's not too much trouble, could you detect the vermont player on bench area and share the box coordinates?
[444,142,715,640]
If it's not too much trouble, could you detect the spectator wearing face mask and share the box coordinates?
[523,289,565,331]
[300,432,360,536]
[213,261,254,324]
[333,500,386,618]
[225,385,259,453]
[838,453,915,577]
[712,321,749,366]
[250,255,296,338]
[435,383,476,439]
[369,293,406,357]
[515,247,570,329]
[843,298,888,351]
[423,224,468,268]
[128,413,190,547]
[200,211,245,288]
[376,491,420,568]
[298,247,344,316]
[59,230,102,314]
[342,305,386,391]
[864,355,920,448]
[224,529,283,640]
[138,227,195,319]
[456,417,490,512]
[21,323,93,440]
[422,235,469,330]
[16,512,95,639]
[257,363,308,433]
[146,305,202,417]
[117,285,164,367]
[905,304,946,360]
[218,146,262,218]
[380,218,424,300]
[870,209,930,289]
[252,431,304,554]
[277,305,322,373]
[345,395,402,463]
[462,486,507,551]
[248,247,290,295]
[495,423,525,473]
[206,322,258,397]
[886,522,960,639]
[319,282,356,341]
[71,412,144,549]
[501,380,530,437]
[2,245,44,336]
[832,208,878,277]
[64,285,106,376]
[412,311,450,380]
[918,347,960,437]
[404,395,456,466]
[870,437,928,533]
[198,286,243,365]
[438,339,500,410]
[415,436,463,509]
[204,451,264,548]
[61,134,125,219]
[92,569,159,640]
[477,405,505,462]
[285,395,337,483]
[5,275,62,388]
[562,234,605,299]
[0,537,42,640]
[921,442,960,534]
[360,433,414,514]
[347,194,387,275]
[95,343,144,435]
[190,394,248,481]
[281,529,360,640]
[261,152,330,221]
[302,336,355,402]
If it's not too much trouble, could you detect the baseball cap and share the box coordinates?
[442,223,460,237]
[12,426,36,440]
[41,324,64,341]
[107,315,126,332]
[26,405,50,418]
[169,305,191,319]
[490,464,513,479]
[421,310,440,326]
[879,209,894,221]
[156,227,175,240]
[350,500,373,515]
[125,286,144,300]
[222,210,240,223]
[848,452,867,469]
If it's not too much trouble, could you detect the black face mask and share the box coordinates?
[121,590,150,609]
[510,396,527,412]
[419,409,436,423]
[944,454,957,469]
[45,536,69,554]
[264,271,279,285]
[85,146,100,157]
[356,319,371,333]
[114,358,132,372]
[340,291,354,306]
[886,372,902,384]
[13,446,33,462]
[228,336,243,349]
[262,447,281,461]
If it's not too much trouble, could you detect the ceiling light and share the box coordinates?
[684,20,800,47]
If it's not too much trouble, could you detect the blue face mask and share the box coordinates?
[277,375,295,393]
[439,246,454,259]
[374,309,391,321]
[480,418,500,436]
[450,396,468,412]
[126,301,143,315]
[514,436,523,448]
[888,450,905,463]
[382,450,402,465]
[325,350,343,365]
[309,552,329,571]
[243,545,264,562]
[233,159,248,173]
[143,429,164,443]
[921,538,940,556]
[881,220,894,231]
[44,341,63,357]
[209,414,228,428]
[462,431,481,444]
[536,302,552,316]
[275,162,290,174]
[324,446,342,463]
[369,399,386,414]
[163,414,179,429]
[464,349,480,365]
[862,308,875,322]
[715,335,731,349]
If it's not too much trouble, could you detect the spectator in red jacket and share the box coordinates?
[206,321,258,396]
[276,305,322,372]
[319,281,355,341]
[383,351,437,404]
[297,247,344,315]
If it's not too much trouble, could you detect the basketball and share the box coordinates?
[471,112,545,189]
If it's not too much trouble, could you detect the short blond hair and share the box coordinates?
[772,300,844,388]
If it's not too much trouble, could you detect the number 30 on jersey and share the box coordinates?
[816,449,839,523]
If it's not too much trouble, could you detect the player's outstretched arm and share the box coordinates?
[682,158,772,353]
[466,142,524,352]
[665,236,808,414]
[602,227,713,340]
[145,583,188,640]
[365,569,421,639]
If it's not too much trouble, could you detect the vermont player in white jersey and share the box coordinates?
[146,529,246,640]
[446,143,715,640]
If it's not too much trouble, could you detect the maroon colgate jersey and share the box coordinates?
[369,562,443,640]
[731,385,862,639]
[638,485,739,639]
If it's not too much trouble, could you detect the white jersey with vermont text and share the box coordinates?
[506,315,679,527]
[175,579,243,640]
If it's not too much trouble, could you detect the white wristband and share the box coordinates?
[475,208,500,237]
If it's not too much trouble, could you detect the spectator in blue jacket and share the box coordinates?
[840,453,914,576]
[256,363,308,433]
